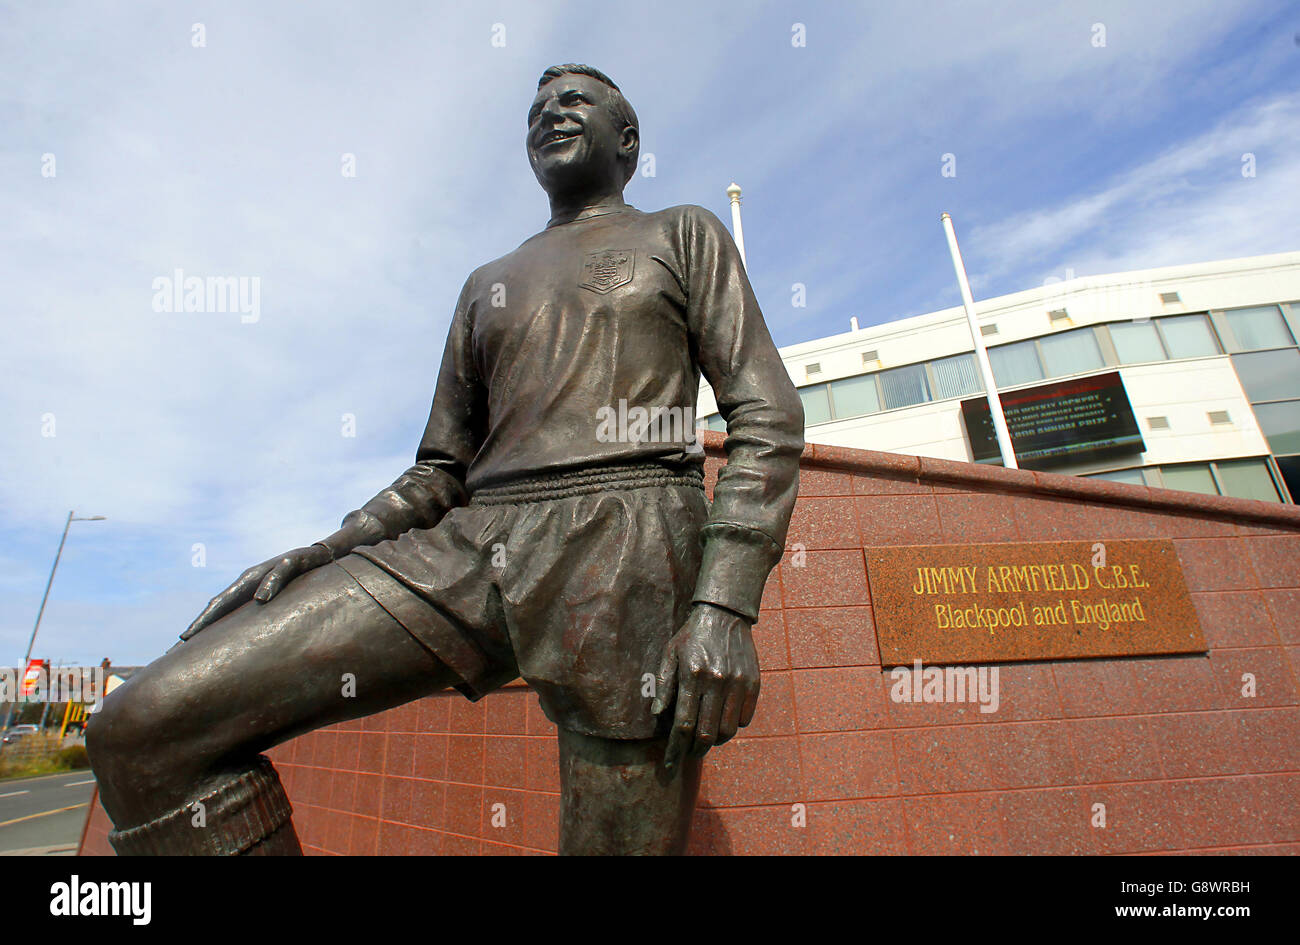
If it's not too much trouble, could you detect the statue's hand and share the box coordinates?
[652,602,761,769]
[180,545,333,641]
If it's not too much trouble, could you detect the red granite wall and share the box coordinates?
[80,434,1300,855]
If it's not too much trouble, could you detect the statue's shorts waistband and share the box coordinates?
[468,461,704,506]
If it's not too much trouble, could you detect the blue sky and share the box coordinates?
[2,1,1297,665]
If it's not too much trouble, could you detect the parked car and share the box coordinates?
[1,724,40,746]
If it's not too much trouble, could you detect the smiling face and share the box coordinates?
[527,72,637,198]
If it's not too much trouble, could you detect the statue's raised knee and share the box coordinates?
[88,667,302,856]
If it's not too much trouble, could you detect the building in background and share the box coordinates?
[698,251,1300,503]
[0,659,140,733]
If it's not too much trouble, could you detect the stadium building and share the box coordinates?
[698,251,1300,504]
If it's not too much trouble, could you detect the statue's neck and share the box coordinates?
[547,192,628,228]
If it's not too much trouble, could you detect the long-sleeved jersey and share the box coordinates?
[326,203,803,621]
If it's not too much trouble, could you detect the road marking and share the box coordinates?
[0,791,30,798]
[64,779,96,787]
[0,769,94,787]
[0,803,88,829]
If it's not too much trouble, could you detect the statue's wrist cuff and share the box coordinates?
[691,523,783,623]
[316,510,387,559]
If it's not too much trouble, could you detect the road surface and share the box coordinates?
[0,770,96,855]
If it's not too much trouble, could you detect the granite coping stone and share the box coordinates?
[695,431,1300,532]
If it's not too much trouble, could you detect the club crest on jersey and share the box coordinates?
[579,249,635,294]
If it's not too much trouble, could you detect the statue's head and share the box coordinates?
[527,64,639,198]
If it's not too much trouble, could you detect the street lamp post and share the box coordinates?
[726,182,747,271]
[1,511,106,734]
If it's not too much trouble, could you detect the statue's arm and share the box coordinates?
[310,459,469,561]
[683,206,804,622]
[653,205,803,766]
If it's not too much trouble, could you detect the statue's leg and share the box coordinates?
[86,560,462,855]
[557,727,702,855]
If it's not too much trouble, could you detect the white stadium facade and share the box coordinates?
[698,251,1300,504]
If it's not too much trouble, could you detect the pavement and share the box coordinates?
[0,769,97,855]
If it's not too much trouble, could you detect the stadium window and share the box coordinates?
[988,339,1044,388]
[828,373,881,419]
[799,385,833,425]
[1230,349,1300,404]
[1254,401,1300,455]
[1087,467,1146,486]
[1220,305,1295,352]
[930,353,983,400]
[1039,326,1105,378]
[1212,458,1282,503]
[1158,463,1219,496]
[878,363,931,410]
[1156,314,1219,359]
[1109,320,1167,365]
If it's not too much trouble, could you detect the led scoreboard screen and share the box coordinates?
[961,371,1144,469]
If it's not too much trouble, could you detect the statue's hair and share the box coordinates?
[536,63,639,183]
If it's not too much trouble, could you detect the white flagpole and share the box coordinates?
[726,182,747,270]
[941,212,1018,469]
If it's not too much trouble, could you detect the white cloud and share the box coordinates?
[966,90,1300,285]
